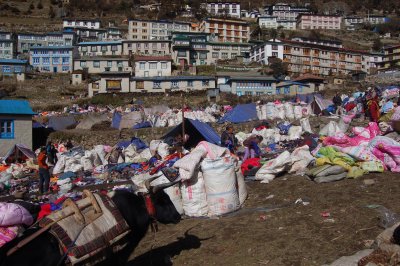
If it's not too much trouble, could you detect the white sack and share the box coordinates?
[319,121,342,136]
[53,155,66,175]
[276,104,285,120]
[151,173,183,215]
[94,145,107,165]
[288,126,303,140]
[265,103,277,120]
[300,117,313,133]
[255,151,291,183]
[123,144,138,163]
[181,171,208,217]
[201,156,239,216]
[289,145,314,175]
[157,142,170,159]
[149,140,162,155]
[294,105,303,120]
[284,102,295,120]
[235,162,247,206]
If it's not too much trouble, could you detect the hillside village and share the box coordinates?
[0,1,399,102]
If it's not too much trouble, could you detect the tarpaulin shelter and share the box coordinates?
[163,118,221,148]
[112,112,144,130]
[3,144,36,164]
[117,137,148,150]
[218,103,258,124]
[76,113,109,130]
[48,116,77,131]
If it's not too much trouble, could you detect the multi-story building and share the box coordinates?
[0,31,16,59]
[250,38,371,76]
[62,19,101,29]
[367,52,384,74]
[171,32,251,66]
[258,16,296,30]
[133,55,172,77]
[73,57,131,74]
[77,41,123,57]
[204,1,241,18]
[228,76,278,96]
[88,73,215,96]
[128,19,192,41]
[297,14,342,30]
[122,40,171,56]
[365,15,388,25]
[250,39,284,65]
[344,16,364,30]
[17,33,48,54]
[381,44,400,70]
[29,46,74,73]
[241,9,261,19]
[17,32,76,54]
[265,3,311,21]
[64,27,107,42]
[0,59,31,76]
[199,18,250,43]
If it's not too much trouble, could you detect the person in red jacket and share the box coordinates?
[37,147,50,194]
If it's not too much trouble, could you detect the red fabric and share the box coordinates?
[241,158,261,175]
[255,125,268,131]
[145,195,156,217]
[369,100,380,122]
[38,204,52,220]
[345,102,356,112]
[54,196,67,205]
[37,152,49,169]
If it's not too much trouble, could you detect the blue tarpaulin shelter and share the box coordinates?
[133,121,152,129]
[163,118,221,148]
[218,103,258,124]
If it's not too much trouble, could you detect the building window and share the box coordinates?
[52,57,60,64]
[139,62,145,70]
[62,66,69,72]
[101,46,108,52]
[14,66,22,73]
[90,46,98,52]
[177,51,186,57]
[62,57,69,65]
[2,66,11,73]
[221,52,229,59]
[199,52,207,59]
[161,62,167,69]
[202,80,209,86]
[0,120,14,139]
[188,80,193,87]
[212,52,219,58]
[111,45,118,51]
[149,62,157,69]
[107,61,112,67]
[93,61,100,68]
[42,57,50,65]
[80,61,87,67]
[171,81,179,87]
[33,58,40,65]
[153,81,161,88]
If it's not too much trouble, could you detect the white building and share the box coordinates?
[250,39,284,64]
[365,15,387,25]
[134,55,172,77]
[205,1,241,18]
[63,19,101,29]
[265,3,312,21]
[258,16,278,29]
[77,41,123,57]
[297,14,342,30]
[128,19,192,41]
[73,57,131,74]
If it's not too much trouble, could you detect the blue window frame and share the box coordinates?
[0,120,14,139]
[62,66,69,72]
[14,66,22,73]
[52,57,60,64]
[187,80,193,87]
[298,86,303,93]
[33,58,40,65]
[284,86,290,94]
[42,57,50,65]
[2,66,11,73]
[62,57,70,65]
[276,88,281,95]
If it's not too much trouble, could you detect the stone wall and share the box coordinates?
[0,115,32,156]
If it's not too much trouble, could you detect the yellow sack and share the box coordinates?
[347,166,365,178]
[359,161,384,173]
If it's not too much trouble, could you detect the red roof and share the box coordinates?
[293,74,325,81]
[134,55,172,61]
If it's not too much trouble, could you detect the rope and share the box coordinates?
[56,223,87,266]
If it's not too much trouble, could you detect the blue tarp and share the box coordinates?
[133,121,152,129]
[117,137,148,150]
[163,118,221,147]
[218,103,258,124]
[111,112,122,129]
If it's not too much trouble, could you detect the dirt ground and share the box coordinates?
[130,172,400,266]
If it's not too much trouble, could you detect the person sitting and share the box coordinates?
[221,125,238,153]
[333,92,343,115]
[242,135,263,161]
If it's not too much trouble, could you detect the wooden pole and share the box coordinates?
[181,96,185,140]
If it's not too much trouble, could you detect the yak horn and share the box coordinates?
[150,179,181,194]
[144,173,163,191]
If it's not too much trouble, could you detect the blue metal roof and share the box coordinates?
[0,59,28,65]
[78,41,122,45]
[0,100,36,115]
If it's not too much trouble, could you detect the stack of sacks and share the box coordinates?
[306,165,347,183]
[319,114,354,137]
[255,145,314,183]
[258,102,312,121]
[173,141,247,217]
